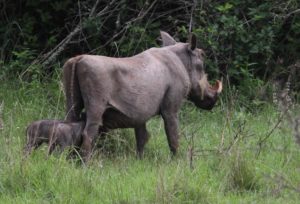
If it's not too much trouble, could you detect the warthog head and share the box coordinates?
[161,31,222,110]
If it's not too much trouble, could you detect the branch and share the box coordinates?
[256,112,284,156]
[0,101,3,130]
[21,0,117,77]
[89,0,158,53]
[189,0,197,33]
[285,9,300,18]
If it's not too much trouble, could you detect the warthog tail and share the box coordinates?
[63,56,84,122]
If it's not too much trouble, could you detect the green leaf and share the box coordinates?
[216,3,233,12]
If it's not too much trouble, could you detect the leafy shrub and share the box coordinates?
[1,0,299,101]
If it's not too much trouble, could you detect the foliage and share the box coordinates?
[1,1,299,85]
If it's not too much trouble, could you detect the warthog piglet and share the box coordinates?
[24,119,85,155]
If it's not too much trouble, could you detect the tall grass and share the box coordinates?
[0,79,299,203]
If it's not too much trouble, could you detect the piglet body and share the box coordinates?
[25,119,85,155]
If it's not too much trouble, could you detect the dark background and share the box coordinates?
[1,0,299,102]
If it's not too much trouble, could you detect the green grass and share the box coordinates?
[0,80,300,203]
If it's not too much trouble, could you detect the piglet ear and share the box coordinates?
[188,33,197,50]
[160,31,177,46]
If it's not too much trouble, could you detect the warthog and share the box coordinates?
[24,119,85,155]
[63,31,222,161]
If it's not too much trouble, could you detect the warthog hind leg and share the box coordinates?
[81,103,106,162]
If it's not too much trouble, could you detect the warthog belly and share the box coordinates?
[102,108,143,129]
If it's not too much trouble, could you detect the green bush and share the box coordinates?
[1,0,299,100]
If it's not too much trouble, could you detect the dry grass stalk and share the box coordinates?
[0,101,3,130]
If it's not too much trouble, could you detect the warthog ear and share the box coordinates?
[160,31,176,46]
[188,33,197,50]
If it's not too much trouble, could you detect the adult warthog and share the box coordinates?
[63,31,222,161]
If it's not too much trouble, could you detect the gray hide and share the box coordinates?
[25,120,85,155]
[63,31,222,161]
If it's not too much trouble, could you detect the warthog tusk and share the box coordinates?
[214,80,222,94]
[199,76,223,98]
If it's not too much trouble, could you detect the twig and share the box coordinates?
[90,0,158,53]
[0,101,3,130]
[256,112,284,157]
[285,9,300,18]
[224,120,247,153]
[189,0,197,33]
[20,0,117,78]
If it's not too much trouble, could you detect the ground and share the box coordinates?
[0,80,299,203]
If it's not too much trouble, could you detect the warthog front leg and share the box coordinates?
[134,123,150,159]
[24,138,44,156]
[161,112,179,155]
[24,143,34,156]
[47,143,57,155]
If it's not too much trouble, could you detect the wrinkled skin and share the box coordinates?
[24,119,85,155]
[63,31,222,161]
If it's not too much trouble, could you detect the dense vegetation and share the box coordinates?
[0,0,300,203]
[1,1,300,91]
